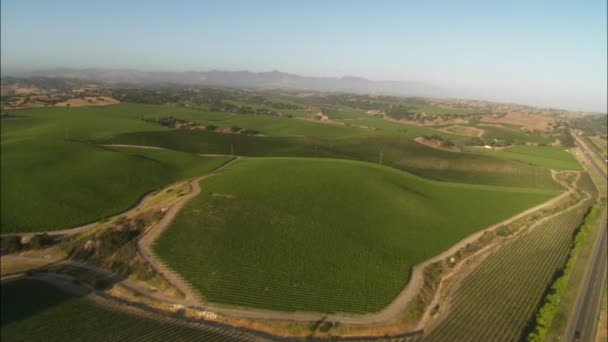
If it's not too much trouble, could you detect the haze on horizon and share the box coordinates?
[1,0,606,113]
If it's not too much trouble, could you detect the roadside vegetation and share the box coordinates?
[2,83,596,339]
[526,205,600,341]
[470,145,582,171]
[424,173,597,341]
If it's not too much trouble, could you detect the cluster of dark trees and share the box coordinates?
[229,126,261,135]
[113,87,299,117]
[144,117,262,135]
[209,102,284,116]
[549,121,576,147]
[1,233,54,255]
[466,136,515,147]
[144,116,198,129]
[571,114,608,137]
[557,128,576,147]
[385,105,418,120]
[244,95,301,110]
[421,134,456,148]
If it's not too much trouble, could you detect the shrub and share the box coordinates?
[29,233,54,249]
[441,139,455,147]
[1,236,23,254]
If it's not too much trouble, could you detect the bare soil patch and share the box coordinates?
[414,136,461,152]
[481,111,554,131]
[396,116,470,127]
[55,96,119,107]
[441,125,484,137]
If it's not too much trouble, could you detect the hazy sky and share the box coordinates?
[1,0,606,112]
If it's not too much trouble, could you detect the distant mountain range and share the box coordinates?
[13,68,440,97]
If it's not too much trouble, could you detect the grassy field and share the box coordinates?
[0,279,254,341]
[105,130,561,190]
[1,141,230,232]
[0,104,238,232]
[404,103,482,116]
[424,175,595,342]
[323,107,370,120]
[469,145,582,171]
[154,158,556,313]
[589,136,607,158]
[478,124,554,144]
[1,103,561,234]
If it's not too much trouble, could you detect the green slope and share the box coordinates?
[155,157,557,313]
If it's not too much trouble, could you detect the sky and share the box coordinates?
[1,0,606,112]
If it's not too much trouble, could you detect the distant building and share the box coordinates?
[484,145,493,149]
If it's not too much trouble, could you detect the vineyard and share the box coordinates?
[1,141,231,232]
[423,176,595,341]
[154,157,556,313]
[1,279,258,341]
[106,130,560,190]
[471,145,582,171]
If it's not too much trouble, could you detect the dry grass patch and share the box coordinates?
[481,111,554,131]
[55,96,119,107]
[414,136,461,152]
[441,125,484,137]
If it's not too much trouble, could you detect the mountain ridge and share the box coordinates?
[7,68,439,97]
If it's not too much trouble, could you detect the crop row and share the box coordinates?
[153,157,556,314]
[1,279,256,342]
[424,197,592,342]
[107,130,560,190]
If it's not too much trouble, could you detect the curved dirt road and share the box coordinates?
[136,157,240,304]
[0,191,156,240]
[1,255,188,305]
[2,143,579,327]
[134,163,573,325]
[0,144,234,240]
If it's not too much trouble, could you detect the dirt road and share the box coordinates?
[0,255,187,305]
[101,144,167,150]
[132,166,573,325]
[0,144,234,240]
[1,143,582,327]
[135,157,240,305]
[0,191,155,240]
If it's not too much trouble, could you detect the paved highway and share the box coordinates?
[566,135,607,341]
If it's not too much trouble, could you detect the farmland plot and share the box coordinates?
[154,158,556,313]
[424,177,595,341]
[106,130,560,190]
[1,279,256,341]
